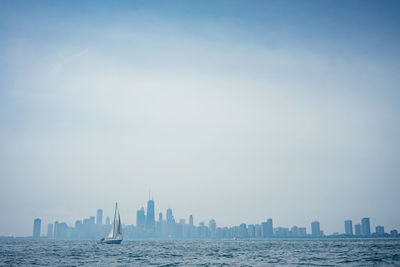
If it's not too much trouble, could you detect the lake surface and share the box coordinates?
[1,239,399,266]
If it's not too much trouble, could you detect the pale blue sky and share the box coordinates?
[0,0,399,236]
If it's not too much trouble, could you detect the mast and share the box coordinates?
[113,202,117,238]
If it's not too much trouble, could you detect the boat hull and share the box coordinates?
[101,239,122,244]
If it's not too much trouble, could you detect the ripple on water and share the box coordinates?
[1,239,400,266]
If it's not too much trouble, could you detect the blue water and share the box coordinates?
[1,239,400,266]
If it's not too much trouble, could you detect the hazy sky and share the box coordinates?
[1,0,399,236]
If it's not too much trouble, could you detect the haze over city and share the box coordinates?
[1,0,399,237]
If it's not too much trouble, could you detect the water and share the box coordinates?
[1,239,400,266]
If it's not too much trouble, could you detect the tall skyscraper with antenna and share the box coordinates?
[146,192,155,232]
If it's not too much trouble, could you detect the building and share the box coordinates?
[291,226,299,237]
[361,217,371,237]
[298,227,307,237]
[54,221,59,239]
[355,224,362,236]
[248,224,255,238]
[375,226,385,236]
[166,208,175,236]
[239,223,248,238]
[33,218,41,239]
[274,227,290,238]
[255,224,262,238]
[311,221,321,237]
[166,208,174,223]
[136,207,146,229]
[156,212,163,235]
[146,199,155,231]
[189,215,194,226]
[105,216,110,225]
[261,218,273,238]
[344,220,353,235]
[390,230,398,237]
[209,219,217,238]
[96,209,103,225]
[47,224,53,238]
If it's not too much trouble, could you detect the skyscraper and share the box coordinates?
[344,220,353,235]
[261,218,273,238]
[105,216,110,225]
[375,226,385,236]
[47,224,53,239]
[136,207,146,229]
[146,199,155,231]
[157,212,163,235]
[189,215,194,226]
[311,221,321,237]
[96,209,103,225]
[166,208,175,236]
[239,223,247,238]
[209,219,216,238]
[166,208,174,223]
[89,216,95,225]
[298,227,307,237]
[361,217,371,236]
[355,224,362,236]
[33,218,41,239]
[54,221,59,239]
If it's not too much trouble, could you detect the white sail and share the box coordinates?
[102,202,122,243]
[116,208,122,238]
[107,223,114,238]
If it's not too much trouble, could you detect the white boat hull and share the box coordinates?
[101,238,122,244]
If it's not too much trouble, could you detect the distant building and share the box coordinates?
[274,227,290,238]
[361,217,371,236]
[166,208,174,223]
[156,212,163,235]
[239,223,247,238]
[47,224,53,238]
[166,208,175,236]
[57,222,69,239]
[311,221,321,237]
[209,219,216,238]
[390,230,398,237]
[375,226,385,236]
[189,215,194,226]
[291,226,299,237]
[255,224,262,238]
[261,219,273,238]
[146,199,155,231]
[136,207,146,229]
[248,224,255,238]
[344,220,353,235]
[96,209,103,225]
[105,216,110,225]
[298,227,307,237]
[54,221,59,239]
[33,218,41,239]
[355,224,362,236]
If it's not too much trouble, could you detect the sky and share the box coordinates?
[0,0,399,236]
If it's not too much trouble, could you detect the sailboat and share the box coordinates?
[101,202,123,244]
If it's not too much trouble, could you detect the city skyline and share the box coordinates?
[1,1,400,237]
[26,200,399,240]
[16,197,400,238]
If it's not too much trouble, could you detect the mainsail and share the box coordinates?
[107,203,122,239]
